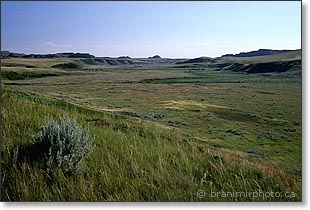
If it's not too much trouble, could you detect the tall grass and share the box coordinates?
[1,86,301,201]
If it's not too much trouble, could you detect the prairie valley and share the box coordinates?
[1,49,302,201]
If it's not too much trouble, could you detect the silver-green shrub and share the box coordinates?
[32,114,94,173]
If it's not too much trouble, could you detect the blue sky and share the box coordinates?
[1,1,301,58]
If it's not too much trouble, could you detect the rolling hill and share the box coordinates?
[177,49,301,74]
[221,49,300,58]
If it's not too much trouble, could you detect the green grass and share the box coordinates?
[3,66,300,171]
[216,50,301,64]
[1,53,302,201]
[1,70,62,80]
[51,62,83,70]
[1,58,83,68]
[1,86,301,201]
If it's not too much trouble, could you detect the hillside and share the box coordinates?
[177,49,301,74]
[1,86,301,201]
[1,51,186,66]
[220,60,301,73]
[1,51,95,59]
[176,57,214,64]
[221,49,299,58]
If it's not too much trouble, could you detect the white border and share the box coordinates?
[0,0,307,209]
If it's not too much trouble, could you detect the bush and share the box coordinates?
[32,114,94,173]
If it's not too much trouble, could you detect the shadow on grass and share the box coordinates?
[11,141,51,168]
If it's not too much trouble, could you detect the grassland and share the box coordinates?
[1,53,302,201]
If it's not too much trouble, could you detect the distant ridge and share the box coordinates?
[221,49,300,58]
[176,57,213,64]
[176,49,301,74]
[1,51,95,59]
[148,55,161,59]
[1,51,189,66]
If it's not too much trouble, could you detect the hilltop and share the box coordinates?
[1,51,95,59]
[1,51,186,66]
[148,55,162,59]
[221,49,300,58]
[177,49,301,74]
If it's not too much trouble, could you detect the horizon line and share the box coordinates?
[1,48,301,59]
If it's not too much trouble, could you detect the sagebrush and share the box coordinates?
[32,114,94,173]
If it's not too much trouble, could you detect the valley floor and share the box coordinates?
[1,58,302,201]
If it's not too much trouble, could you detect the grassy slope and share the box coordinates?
[216,50,301,64]
[1,86,301,201]
[1,58,81,68]
[1,58,92,81]
[176,51,301,74]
